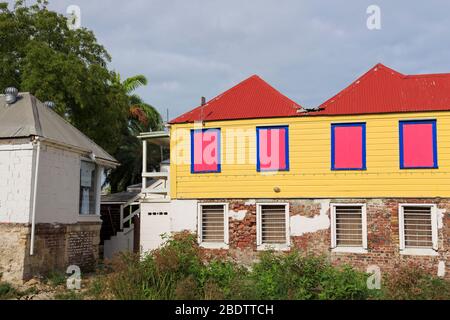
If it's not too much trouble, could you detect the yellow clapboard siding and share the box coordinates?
[170,111,450,199]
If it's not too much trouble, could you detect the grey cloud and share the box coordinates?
[8,0,450,117]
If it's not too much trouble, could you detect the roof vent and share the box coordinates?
[201,96,206,106]
[44,101,56,110]
[5,87,18,104]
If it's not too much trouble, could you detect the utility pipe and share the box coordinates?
[30,137,41,255]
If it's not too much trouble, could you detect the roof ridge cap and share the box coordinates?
[252,76,303,110]
[319,63,402,110]
[30,95,43,136]
[169,75,264,124]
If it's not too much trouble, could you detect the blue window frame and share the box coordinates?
[190,128,221,174]
[256,125,290,172]
[399,120,438,169]
[331,123,367,171]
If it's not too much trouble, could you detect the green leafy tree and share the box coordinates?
[0,0,129,154]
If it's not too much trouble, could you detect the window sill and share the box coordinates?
[200,243,229,250]
[400,248,439,256]
[257,244,290,251]
[78,214,101,223]
[332,247,368,254]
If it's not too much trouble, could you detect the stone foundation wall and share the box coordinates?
[0,222,101,283]
[0,223,30,283]
[198,198,450,279]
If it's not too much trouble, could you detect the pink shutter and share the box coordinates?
[192,130,220,172]
[334,126,363,169]
[258,127,288,171]
[402,123,434,168]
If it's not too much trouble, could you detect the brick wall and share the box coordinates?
[0,222,101,283]
[198,198,449,279]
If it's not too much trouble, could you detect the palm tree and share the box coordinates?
[107,74,164,192]
[116,74,163,131]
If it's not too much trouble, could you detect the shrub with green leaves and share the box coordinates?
[251,250,371,300]
[98,232,450,300]
[382,265,450,300]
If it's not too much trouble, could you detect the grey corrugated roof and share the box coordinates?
[101,190,140,203]
[101,180,156,203]
[0,93,118,165]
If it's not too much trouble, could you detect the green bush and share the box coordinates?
[99,232,450,300]
[251,250,371,300]
[382,265,450,300]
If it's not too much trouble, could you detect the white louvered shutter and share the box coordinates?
[200,205,225,243]
[402,206,433,249]
[260,205,287,244]
[335,206,363,247]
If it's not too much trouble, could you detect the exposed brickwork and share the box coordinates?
[199,198,450,279]
[0,222,101,283]
[66,223,101,272]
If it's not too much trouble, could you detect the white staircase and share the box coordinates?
[103,227,134,260]
[103,194,140,260]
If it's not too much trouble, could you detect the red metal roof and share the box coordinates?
[316,63,450,116]
[169,75,303,124]
[170,64,450,124]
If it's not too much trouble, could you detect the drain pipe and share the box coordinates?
[30,137,41,255]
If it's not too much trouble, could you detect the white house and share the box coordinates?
[0,88,118,283]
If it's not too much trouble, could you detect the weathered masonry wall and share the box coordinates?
[0,222,101,283]
[184,198,449,278]
[139,198,449,277]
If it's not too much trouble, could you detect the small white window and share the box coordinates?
[198,203,229,249]
[399,204,438,255]
[257,204,290,250]
[79,160,98,215]
[331,204,367,253]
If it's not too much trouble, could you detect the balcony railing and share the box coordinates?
[138,131,170,201]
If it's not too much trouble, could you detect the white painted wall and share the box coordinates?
[290,199,331,236]
[34,144,81,223]
[0,142,34,223]
[140,200,197,252]
[34,144,104,224]
[0,140,104,225]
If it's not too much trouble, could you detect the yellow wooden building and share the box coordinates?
[137,64,449,277]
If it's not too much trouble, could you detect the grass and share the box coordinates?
[0,282,17,300]
[44,271,66,287]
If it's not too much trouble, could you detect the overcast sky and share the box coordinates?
[13,0,450,120]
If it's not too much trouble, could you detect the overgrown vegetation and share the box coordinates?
[84,232,450,300]
[44,271,66,287]
[381,265,450,300]
[0,282,17,299]
[3,233,449,300]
